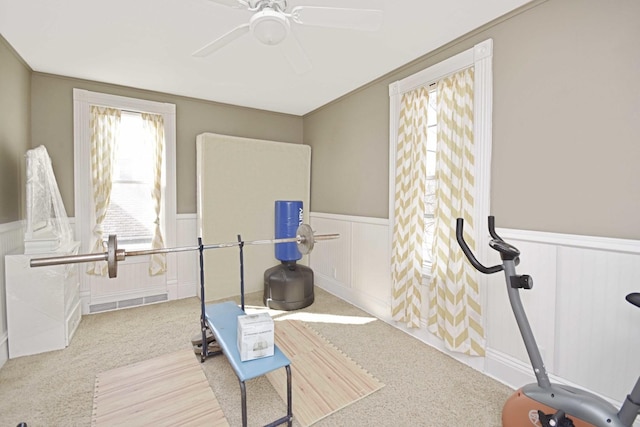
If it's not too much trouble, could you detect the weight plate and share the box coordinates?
[107,234,118,278]
[296,223,315,255]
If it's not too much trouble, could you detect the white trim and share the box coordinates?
[73,89,175,115]
[310,211,389,226]
[177,213,197,220]
[73,89,177,305]
[0,220,23,234]
[471,39,494,268]
[388,39,495,337]
[496,227,640,255]
[389,49,474,96]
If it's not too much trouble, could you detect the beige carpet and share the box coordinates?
[0,289,512,426]
[91,319,384,427]
[92,349,228,427]
[267,319,384,426]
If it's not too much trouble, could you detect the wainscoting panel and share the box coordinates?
[310,213,390,320]
[308,215,352,287]
[487,228,640,409]
[351,220,391,307]
[309,212,640,413]
[86,260,169,309]
[0,216,199,368]
[484,239,559,372]
[554,246,640,403]
[5,209,639,412]
[175,214,198,299]
[0,221,25,368]
[83,214,199,312]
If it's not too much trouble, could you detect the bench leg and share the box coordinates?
[238,365,292,427]
[239,379,248,427]
[236,365,292,427]
[286,364,292,427]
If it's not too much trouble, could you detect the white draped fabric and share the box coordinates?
[87,106,120,276]
[390,86,429,328]
[142,112,167,276]
[427,67,485,356]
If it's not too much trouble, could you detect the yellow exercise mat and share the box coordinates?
[92,349,228,427]
[267,319,384,426]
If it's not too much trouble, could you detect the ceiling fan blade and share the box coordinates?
[290,6,382,31]
[205,0,247,8]
[192,24,250,57]
[280,33,312,75]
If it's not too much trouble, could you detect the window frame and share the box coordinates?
[388,39,494,282]
[73,89,176,268]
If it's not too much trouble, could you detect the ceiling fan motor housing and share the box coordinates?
[250,8,290,45]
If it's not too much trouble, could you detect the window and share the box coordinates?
[389,39,494,281]
[102,112,156,249]
[73,89,176,269]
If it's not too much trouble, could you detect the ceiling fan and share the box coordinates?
[193,0,383,74]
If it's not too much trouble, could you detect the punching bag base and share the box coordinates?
[264,262,314,311]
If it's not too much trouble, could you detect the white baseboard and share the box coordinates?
[484,347,536,389]
[484,346,634,417]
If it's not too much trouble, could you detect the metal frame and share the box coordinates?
[199,237,293,427]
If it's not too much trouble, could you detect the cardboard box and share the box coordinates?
[237,312,274,361]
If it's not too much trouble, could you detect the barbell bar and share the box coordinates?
[29,223,339,278]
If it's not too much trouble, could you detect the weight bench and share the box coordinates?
[203,302,292,427]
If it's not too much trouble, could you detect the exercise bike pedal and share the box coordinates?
[538,410,575,427]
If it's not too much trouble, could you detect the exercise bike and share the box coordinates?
[456,216,640,427]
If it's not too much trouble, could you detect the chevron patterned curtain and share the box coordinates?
[427,67,485,356]
[87,106,121,276]
[391,86,429,328]
[142,113,167,276]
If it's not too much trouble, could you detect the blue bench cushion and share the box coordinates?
[204,301,290,382]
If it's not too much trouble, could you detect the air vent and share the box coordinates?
[89,293,168,313]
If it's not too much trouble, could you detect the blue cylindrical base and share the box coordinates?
[275,200,303,262]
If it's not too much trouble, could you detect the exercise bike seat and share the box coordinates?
[626,292,640,308]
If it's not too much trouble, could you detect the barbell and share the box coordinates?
[29,223,339,278]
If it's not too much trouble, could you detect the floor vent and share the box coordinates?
[89,293,168,314]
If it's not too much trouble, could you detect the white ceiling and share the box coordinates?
[0,0,531,115]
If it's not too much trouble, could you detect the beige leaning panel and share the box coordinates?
[196,133,311,301]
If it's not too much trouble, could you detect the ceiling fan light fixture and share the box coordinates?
[250,8,290,45]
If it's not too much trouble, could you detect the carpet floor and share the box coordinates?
[0,287,512,426]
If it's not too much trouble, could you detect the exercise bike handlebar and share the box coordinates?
[456,217,505,274]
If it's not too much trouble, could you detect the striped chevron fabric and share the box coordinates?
[87,106,121,276]
[142,113,167,276]
[391,86,429,328]
[427,67,485,356]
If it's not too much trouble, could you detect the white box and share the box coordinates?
[5,242,82,358]
[237,312,274,361]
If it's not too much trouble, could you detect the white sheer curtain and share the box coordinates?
[142,112,167,276]
[87,106,120,276]
[427,67,485,356]
[390,86,429,328]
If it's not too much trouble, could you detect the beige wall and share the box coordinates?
[30,74,304,216]
[304,0,640,240]
[0,36,31,224]
[3,0,639,239]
